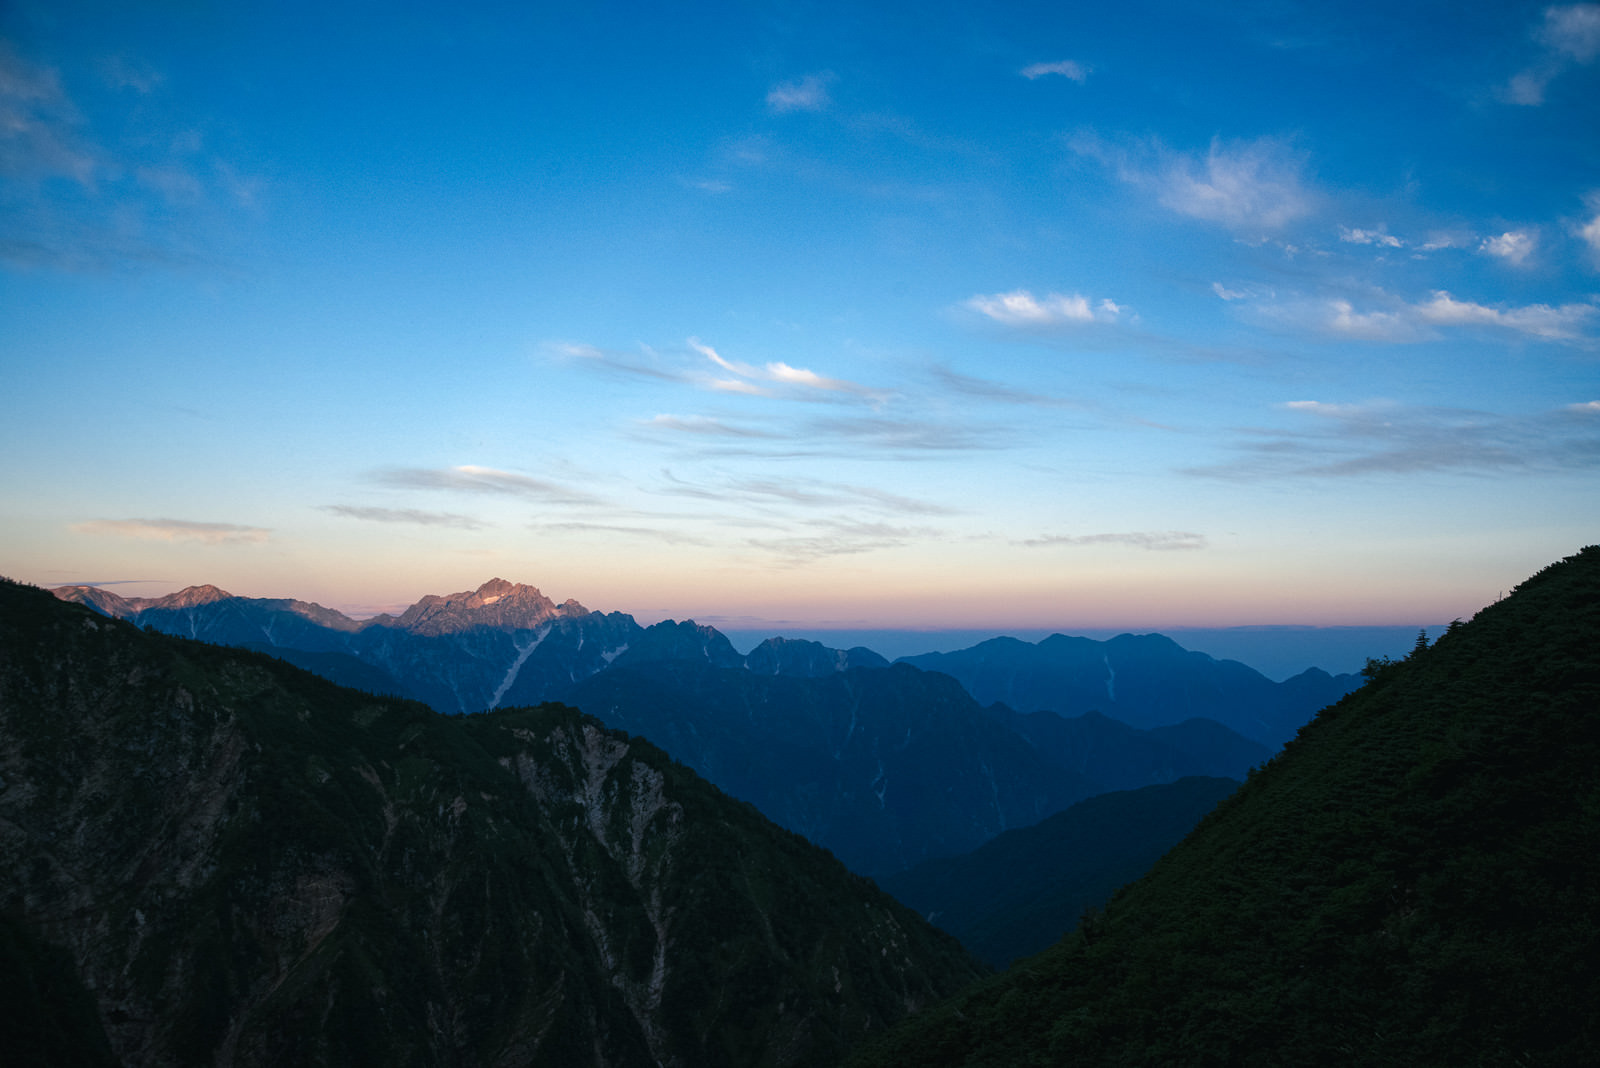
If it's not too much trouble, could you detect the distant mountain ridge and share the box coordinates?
[853,547,1600,1066]
[50,578,1339,880]
[899,632,1361,746]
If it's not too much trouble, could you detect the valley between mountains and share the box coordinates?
[7,549,1595,1065]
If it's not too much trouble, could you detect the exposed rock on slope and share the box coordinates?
[0,580,983,1067]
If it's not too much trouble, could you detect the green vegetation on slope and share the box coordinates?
[852,546,1600,1067]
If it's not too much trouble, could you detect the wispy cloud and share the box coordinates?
[1076,133,1314,234]
[527,521,711,546]
[1505,4,1600,105]
[0,39,263,271]
[1021,60,1088,82]
[931,365,1086,408]
[966,289,1124,327]
[767,72,834,113]
[1188,400,1600,478]
[374,465,601,505]
[687,337,891,401]
[320,505,487,529]
[656,470,956,516]
[1018,531,1207,551]
[1242,287,1597,343]
[71,518,270,545]
[743,518,937,563]
[643,414,782,438]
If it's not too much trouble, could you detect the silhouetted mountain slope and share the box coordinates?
[901,633,1361,746]
[563,661,1102,878]
[0,580,983,1067]
[880,777,1241,969]
[853,546,1600,1067]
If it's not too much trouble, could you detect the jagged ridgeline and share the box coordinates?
[851,546,1600,1067]
[0,580,983,1067]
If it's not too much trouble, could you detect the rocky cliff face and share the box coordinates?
[0,581,982,1067]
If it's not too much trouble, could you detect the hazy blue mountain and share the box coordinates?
[563,660,1102,878]
[853,547,1600,1067]
[1,579,984,1067]
[980,707,1271,791]
[880,776,1242,968]
[900,633,1362,746]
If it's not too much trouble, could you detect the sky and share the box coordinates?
[2,0,1597,632]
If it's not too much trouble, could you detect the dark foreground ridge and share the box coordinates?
[0,579,983,1067]
[852,546,1600,1067]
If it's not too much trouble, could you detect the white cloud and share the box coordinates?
[966,289,1123,326]
[1415,291,1597,339]
[1578,192,1600,258]
[1567,400,1600,412]
[1480,229,1537,265]
[1340,225,1403,248]
[1506,4,1600,104]
[1251,288,1596,342]
[766,72,833,113]
[72,518,270,545]
[1212,282,1248,301]
[1020,60,1088,82]
[687,336,887,399]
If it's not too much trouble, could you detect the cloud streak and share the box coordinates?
[374,465,601,505]
[1021,60,1088,82]
[1188,400,1600,479]
[72,518,271,545]
[1242,288,1597,343]
[1018,531,1207,551]
[966,289,1124,327]
[320,505,487,529]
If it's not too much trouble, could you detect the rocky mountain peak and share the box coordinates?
[157,584,234,608]
[388,578,572,635]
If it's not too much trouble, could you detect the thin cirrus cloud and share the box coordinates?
[643,414,783,439]
[319,505,486,529]
[1020,59,1088,82]
[373,465,601,505]
[966,289,1124,327]
[1239,287,1597,342]
[766,72,834,113]
[1187,399,1600,479]
[655,470,957,516]
[1505,4,1600,105]
[71,518,271,545]
[1074,133,1314,233]
[1018,531,1207,551]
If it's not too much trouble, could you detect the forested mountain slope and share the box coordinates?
[853,546,1600,1067]
[0,580,983,1067]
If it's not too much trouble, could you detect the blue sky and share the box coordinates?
[2,0,1596,629]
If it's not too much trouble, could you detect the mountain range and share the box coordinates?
[53,579,1305,876]
[0,579,983,1066]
